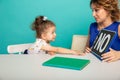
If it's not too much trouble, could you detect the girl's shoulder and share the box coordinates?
[34,38,48,46]
[36,38,46,43]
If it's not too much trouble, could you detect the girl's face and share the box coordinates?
[91,3,110,24]
[43,26,56,42]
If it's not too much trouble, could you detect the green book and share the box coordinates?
[42,56,90,70]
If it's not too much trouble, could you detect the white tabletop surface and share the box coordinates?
[0,53,120,80]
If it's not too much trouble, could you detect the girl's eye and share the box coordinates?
[52,32,55,34]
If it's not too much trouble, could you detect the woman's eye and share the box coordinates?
[92,9,99,12]
[95,9,98,12]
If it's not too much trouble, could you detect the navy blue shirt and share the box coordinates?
[89,22,120,51]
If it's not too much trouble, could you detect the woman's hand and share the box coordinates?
[102,48,120,62]
[84,47,91,54]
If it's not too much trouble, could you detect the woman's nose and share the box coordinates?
[92,11,96,17]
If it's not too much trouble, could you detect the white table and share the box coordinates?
[0,53,120,80]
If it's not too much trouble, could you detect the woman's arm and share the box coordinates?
[85,34,90,48]
[84,34,91,53]
[118,24,120,38]
[102,48,120,62]
[101,24,120,62]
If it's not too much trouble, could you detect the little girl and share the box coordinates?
[28,16,83,55]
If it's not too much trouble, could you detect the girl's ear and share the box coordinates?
[41,33,46,39]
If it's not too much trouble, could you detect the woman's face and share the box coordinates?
[91,3,110,23]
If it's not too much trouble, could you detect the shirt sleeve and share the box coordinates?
[28,39,47,54]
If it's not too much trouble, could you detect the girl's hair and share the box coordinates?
[90,0,120,21]
[32,16,55,38]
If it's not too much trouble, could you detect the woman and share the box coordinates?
[85,0,120,62]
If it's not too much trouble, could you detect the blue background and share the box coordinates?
[0,0,95,54]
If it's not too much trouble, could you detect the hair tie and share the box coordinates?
[43,16,47,21]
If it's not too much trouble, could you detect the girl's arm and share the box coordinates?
[41,44,83,55]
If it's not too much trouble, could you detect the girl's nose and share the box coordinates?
[54,33,56,37]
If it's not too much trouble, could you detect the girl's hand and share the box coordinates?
[48,51,55,55]
[102,48,120,62]
[84,47,91,54]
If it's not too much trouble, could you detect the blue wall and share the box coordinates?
[0,0,94,54]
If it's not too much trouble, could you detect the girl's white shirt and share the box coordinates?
[28,39,47,54]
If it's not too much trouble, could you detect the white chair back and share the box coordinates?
[71,35,88,52]
[7,43,32,54]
